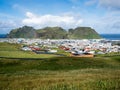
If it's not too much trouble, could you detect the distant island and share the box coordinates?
[7,26,101,39]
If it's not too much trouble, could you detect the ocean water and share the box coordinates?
[100,34,120,40]
[0,34,120,40]
[0,34,7,38]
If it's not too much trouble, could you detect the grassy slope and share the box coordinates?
[8,26,36,38]
[68,27,101,39]
[0,42,120,90]
[36,27,68,39]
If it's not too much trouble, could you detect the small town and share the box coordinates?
[0,38,120,57]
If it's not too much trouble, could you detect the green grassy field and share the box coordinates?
[0,42,120,90]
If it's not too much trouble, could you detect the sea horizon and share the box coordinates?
[0,33,120,40]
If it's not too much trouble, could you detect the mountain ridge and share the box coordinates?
[7,26,102,39]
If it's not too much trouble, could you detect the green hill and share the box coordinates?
[8,26,37,38]
[68,27,101,39]
[8,26,102,39]
[36,27,68,39]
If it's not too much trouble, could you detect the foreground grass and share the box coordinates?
[0,42,120,90]
[0,69,120,90]
[0,57,120,90]
[0,56,120,73]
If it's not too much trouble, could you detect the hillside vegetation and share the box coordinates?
[8,26,102,39]
[68,27,101,39]
[36,27,68,39]
[0,42,120,90]
[8,26,37,38]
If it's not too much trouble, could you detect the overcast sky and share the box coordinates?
[0,0,120,34]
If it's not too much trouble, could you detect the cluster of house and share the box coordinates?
[21,45,57,54]
[0,38,120,57]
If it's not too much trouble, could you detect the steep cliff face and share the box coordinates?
[8,26,37,38]
[8,26,101,39]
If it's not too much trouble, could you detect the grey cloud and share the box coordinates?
[85,0,97,6]
[0,20,23,34]
[81,10,120,34]
[0,21,16,28]
[99,0,120,10]
[112,21,120,29]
